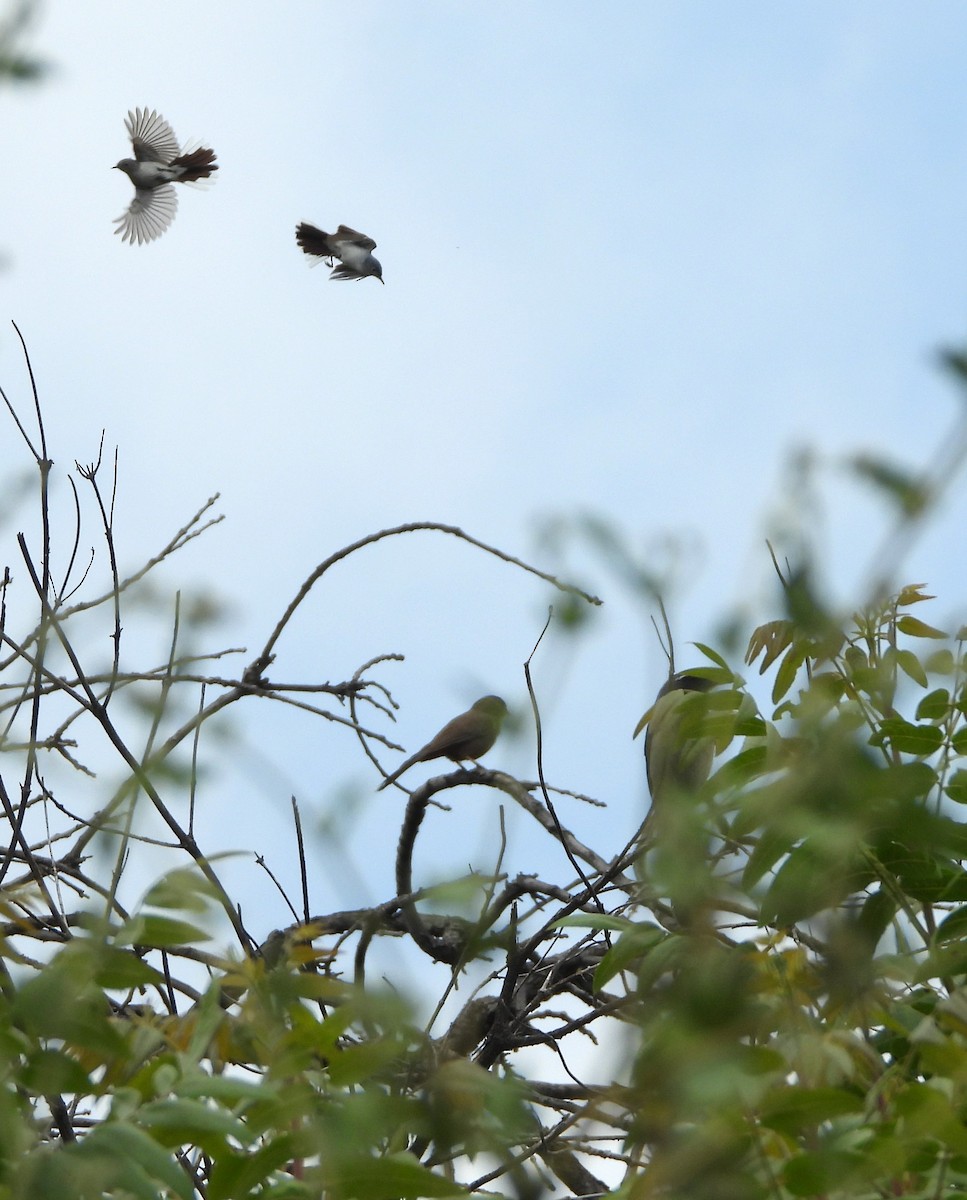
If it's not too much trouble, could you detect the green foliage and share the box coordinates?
[0,3,46,86]
[610,576,967,1198]
[2,339,967,1198]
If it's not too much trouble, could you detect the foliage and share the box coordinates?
[0,2,45,85]
[2,328,967,1200]
[0,2,47,270]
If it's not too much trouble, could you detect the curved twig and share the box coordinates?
[253,522,604,678]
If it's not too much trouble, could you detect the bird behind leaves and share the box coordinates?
[113,108,217,245]
[378,695,508,791]
[638,673,716,803]
[295,222,384,283]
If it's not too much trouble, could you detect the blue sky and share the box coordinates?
[2,4,967,943]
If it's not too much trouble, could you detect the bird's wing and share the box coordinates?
[113,184,178,245]
[411,714,476,762]
[125,108,180,164]
[329,264,367,282]
[335,225,377,251]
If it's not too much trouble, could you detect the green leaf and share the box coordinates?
[143,868,220,913]
[773,643,805,703]
[936,906,967,943]
[12,948,127,1059]
[138,1097,252,1151]
[924,647,956,674]
[896,583,935,607]
[741,826,795,892]
[327,1038,408,1088]
[760,1085,863,1136]
[710,743,769,790]
[72,1121,193,1200]
[896,648,929,687]
[759,842,867,927]
[897,614,948,639]
[872,718,944,756]
[856,888,897,946]
[22,1047,92,1095]
[849,454,928,516]
[0,56,46,82]
[553,913,635,932]
[947,770,967,805]
[594,924,666,989]
[783,1149,868,1196]
[12,1150,74,1199]
[635,934,688,991]
[879,844,965,904]
[915,942,967,981]
[691,642,732,672]
[187,980,227,1065]
[94,945,163,989]
[176,1070,276,1107]
[118,914,211,948]
[745,619,794,672]
[894,1081,967,1154]
[916,688,950,721]
[208,1135,299,1200]
[322,1153,467,1200]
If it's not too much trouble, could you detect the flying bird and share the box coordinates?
[378,696,507,791]
[113,108,218,245]
[295,222,384,283]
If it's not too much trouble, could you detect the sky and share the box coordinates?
[2,3,967,965]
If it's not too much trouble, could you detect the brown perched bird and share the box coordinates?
[295,222,384,283]
[378,695,508,791]
[113,108,218,244]
[637,673,716,802]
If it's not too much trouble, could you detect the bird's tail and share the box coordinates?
[295,223,334,259]
[173,147,218,183]
[377,751,422,791]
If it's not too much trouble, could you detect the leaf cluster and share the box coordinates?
[2,334,967,1200]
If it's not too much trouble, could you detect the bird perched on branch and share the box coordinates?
[637,673,716,803]
[378,695,507,791]
[295,222,384,283]
[113,108,218,244]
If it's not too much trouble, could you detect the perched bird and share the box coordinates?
[295,222,384,283]
[639,673,716,803]
[113,108,218,245]
[378,695,507,791]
